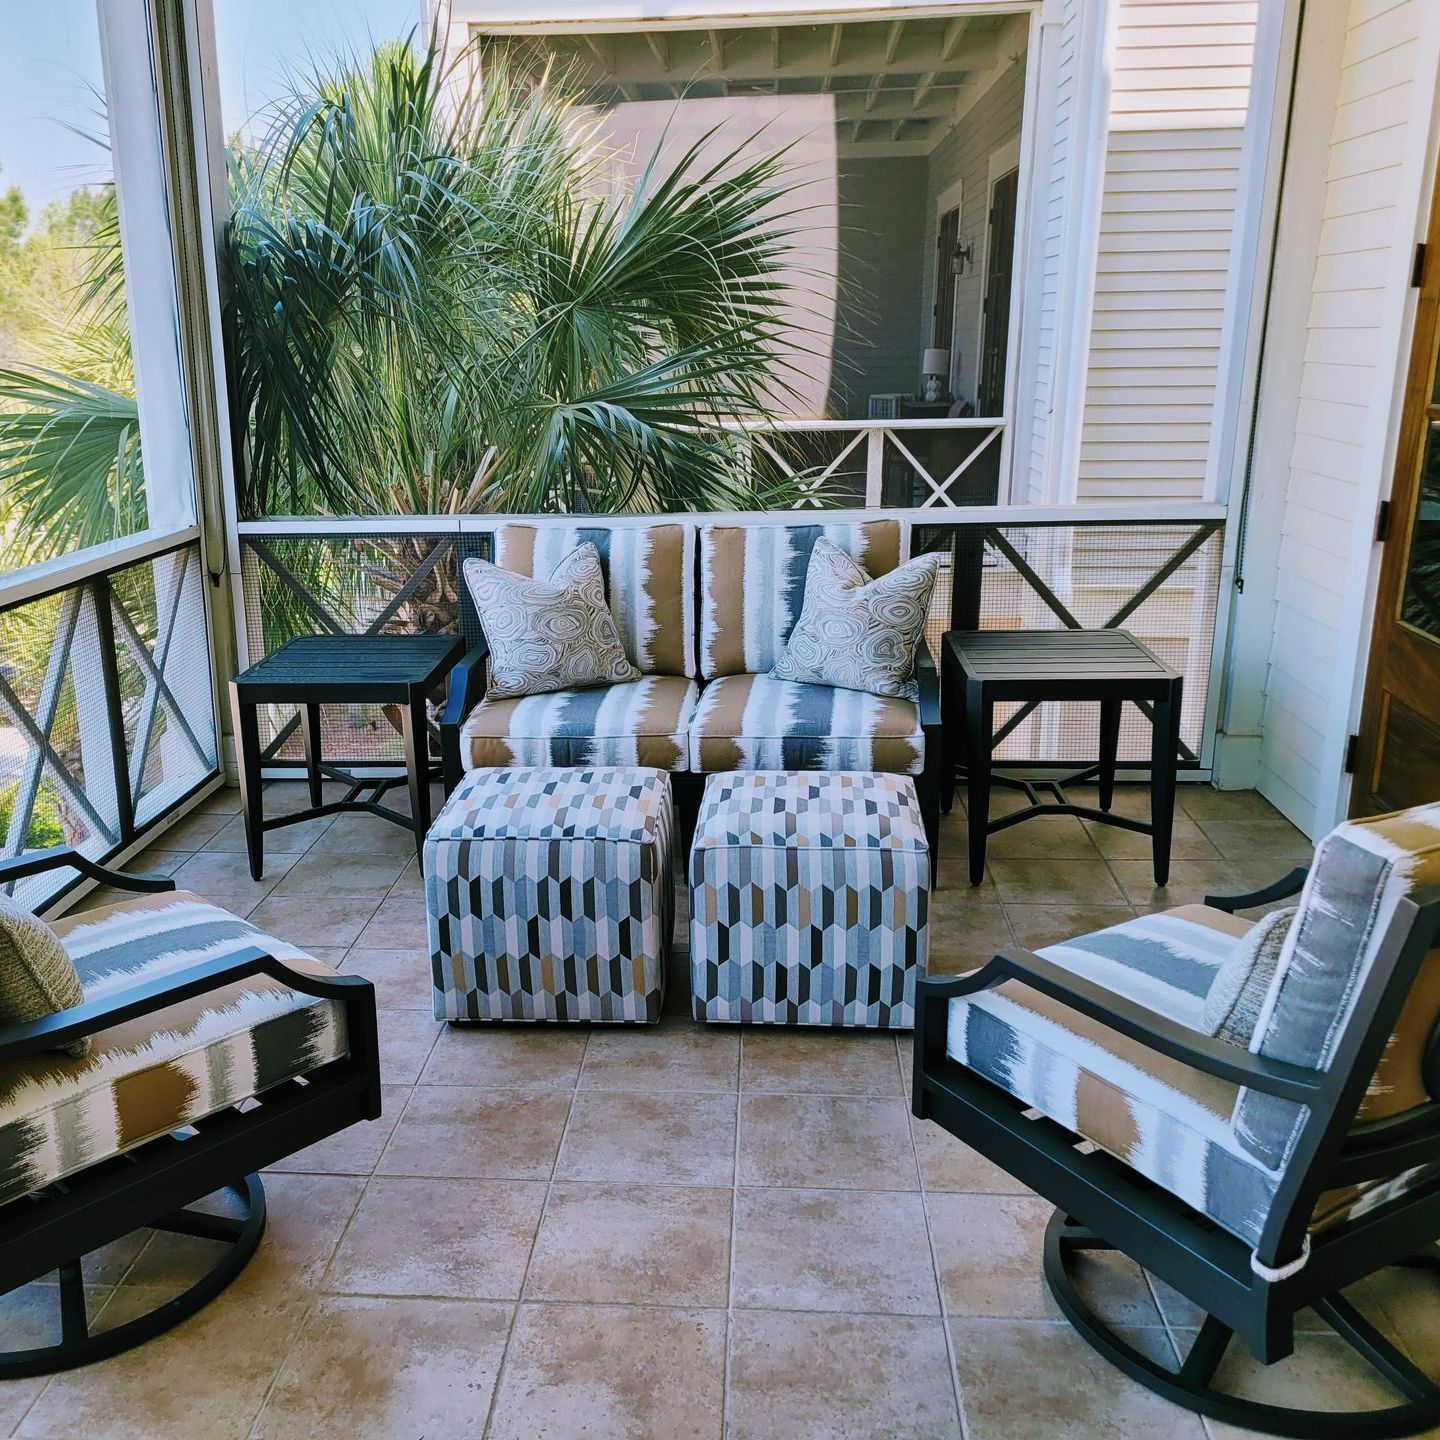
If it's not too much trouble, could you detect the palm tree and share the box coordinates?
[0,29,813,572]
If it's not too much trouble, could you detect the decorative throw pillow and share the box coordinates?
[463,542,641,700]
[1202,905,1297,1046]
[0,895,89,1058]
[770,538,940,699]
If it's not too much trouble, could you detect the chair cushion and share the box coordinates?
[0,892,348,1206]
[688,673,924,775]
[697,520,903,679]
[461,676,697,772]
[492,521,695,678]
[1202,905,1296,1044]
[770,539,940,700]
[0,896,88,1058]
[1237,803,1440,1170]
[947,905,1287,1247]
[463,542,640,699]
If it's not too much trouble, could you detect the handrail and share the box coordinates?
[235,502,1229,535]
[0,525,202,613]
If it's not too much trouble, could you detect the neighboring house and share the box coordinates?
[434,0,1440,843]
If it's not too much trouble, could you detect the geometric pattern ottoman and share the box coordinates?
[689,770,929,1028]
[425,766,674,1023]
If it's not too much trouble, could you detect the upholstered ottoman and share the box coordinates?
[689,771,929,1027]
[426,767,674,1022]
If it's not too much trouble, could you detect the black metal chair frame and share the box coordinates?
[0,847,381,1378]
[912,865,1440,1438]
[439,635,945,863]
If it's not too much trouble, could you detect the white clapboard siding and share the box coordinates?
[1076,0,1258,503]
[1021,0,1081,504]
[1257,0,1427,832]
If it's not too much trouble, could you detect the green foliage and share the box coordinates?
[0,780,65,850]
[226,35,812,517]
[0,26,812,569]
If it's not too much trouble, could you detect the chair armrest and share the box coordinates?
[442,641,489,730]
[1204,867,1309,915]
[0,945,376,1063]
[916,637,941,728]
[917,947,1324,1102]
[0,845,176,895]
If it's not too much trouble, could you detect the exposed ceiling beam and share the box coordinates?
[834,92,963,123]
[942,16,970,62]
[582,34,614,76]
[864,72,883,113]
[709,29,724,64]
[829,24,843,67]
[891,118,908,143]
[885,20,905,66]
[771,27,782,71]
[643,31,669,71]
[914,71,938,110]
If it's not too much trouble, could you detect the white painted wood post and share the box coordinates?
[865,428,885,507]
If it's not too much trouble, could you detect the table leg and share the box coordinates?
[1149,681,1183,887]
[965,684,993,887]
[400,694,431,868]
[940,646,957,814]
[300,703,323,809]
[229,685,264,882]
[1098,699,1122,812]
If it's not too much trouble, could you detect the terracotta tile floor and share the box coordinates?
[7,781,1438,1439]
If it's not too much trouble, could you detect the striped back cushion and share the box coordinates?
[493,523,695,679]
[697,520,904,680]
[1236,804,1440,1170]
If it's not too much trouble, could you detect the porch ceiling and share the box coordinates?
[474,14,1026,155]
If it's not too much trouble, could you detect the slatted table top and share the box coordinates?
[234,634,466,701]
[944,628,1177,687]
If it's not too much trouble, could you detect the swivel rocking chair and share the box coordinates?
[0,845,380,1376]
[913,802,1440,1438]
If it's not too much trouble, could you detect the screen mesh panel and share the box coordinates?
[913,521,1222,765]
[240,532,465,766]
[0,541,218,910]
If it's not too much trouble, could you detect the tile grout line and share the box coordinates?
[907,1037,972,1440]
[722,1031,747,1438]
[478,1022,588,1439]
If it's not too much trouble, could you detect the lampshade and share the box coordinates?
[921,348,949,376]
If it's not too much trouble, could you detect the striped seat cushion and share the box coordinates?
[697,520,904,679]
[492,522,694,678]
[0,892,348,1207]
[461,676,698,773]
[947,905,1284,1246]
[689,673,924,775]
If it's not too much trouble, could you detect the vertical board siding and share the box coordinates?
[1077,0,1259,502]
[1257,0,1425,833]
[1023,0,1080,503]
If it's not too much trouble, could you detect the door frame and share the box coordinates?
[976,135,1022,418]
[932,177,965,397]
[1350,148,1440,814]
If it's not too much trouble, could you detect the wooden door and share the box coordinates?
[933,205,960,351]
[1351,175,1440,815]
[977,168,1018,418]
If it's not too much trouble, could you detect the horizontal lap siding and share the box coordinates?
[1077,0,1258,503]
[1258,0,1425,831]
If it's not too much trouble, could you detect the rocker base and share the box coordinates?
[0,1174,266,1380]
[1045,1211,1440,1439]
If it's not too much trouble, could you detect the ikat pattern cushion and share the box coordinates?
[770,538,940,699]
[463,542,640,700]
[697,520,903,679]
[0,895,89,1058]
[491,522,695,677]
[1202,904,1297,1045]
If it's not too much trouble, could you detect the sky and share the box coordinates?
[0,0,420,215]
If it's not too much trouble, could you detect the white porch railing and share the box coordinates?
[728,417,1006,508]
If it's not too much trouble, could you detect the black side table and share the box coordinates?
[229,634,465,879]
[942,629,1182,887]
